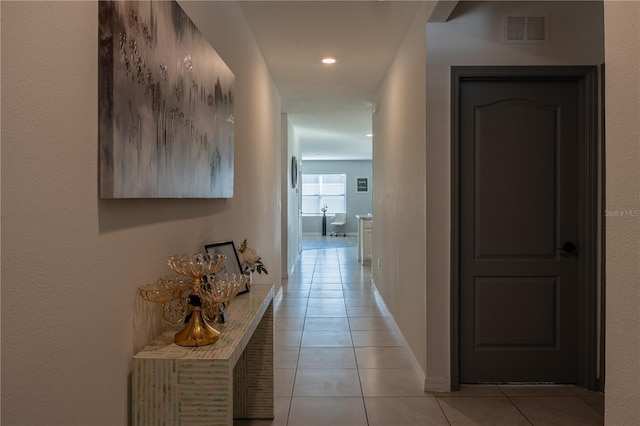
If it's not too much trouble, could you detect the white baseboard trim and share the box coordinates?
[282,263,295,280]
[371,280,427,390]
[424,376,451,392]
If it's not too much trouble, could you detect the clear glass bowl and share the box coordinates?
[197,273,249,304]
[166,253,226,280]
[138,275,188,304]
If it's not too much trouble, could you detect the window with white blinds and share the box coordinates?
[301,174,347,214]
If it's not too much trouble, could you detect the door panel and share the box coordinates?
[474,277,557,347]
[474,99,558,258]
[459,78,579,383]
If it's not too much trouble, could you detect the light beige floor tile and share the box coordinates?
[274,346,299,368]
[344,296,380,307]
[510,396,603,426]
[341,271,370,276]
[233,396,290,426]
[343,289,377,299]
[301,330,353,347]
[274,329,303,347]
[342,280,374,287]
[275,298,309,309]
[355,346,411,369]
[279,288,311,298]
[274,368,296,397]
[288,397,368,426]
[309,283,343,291]
[351,329,402,347]
[437,396,531,425]
[572,388,604,415]
[309,290,344,298]
[293,368,362,396]
[305,305,348,318]
[427,384,503,397]
[298,347,357,368]
[341,280,372,286]
[285,277,313,285]
[341,265,368,272]
[499,384,577,397]
[306,297,346,307]
[364,396,450,426]
[359,368,426,396]
[304,317,350,331]
[275,316,305,331]
[274,305,307,318]
[348,316,393,331]
[347,305,387,318]
[311,273,343,279]
[287,267,315,273]
[311,278,342,284]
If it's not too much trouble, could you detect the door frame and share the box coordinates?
[450,66,600,391]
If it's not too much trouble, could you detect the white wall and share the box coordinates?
[283,114,302,277]
[301,160,373,235]
[603,2,640,424]
[1,2,281,424]
[373,2,433,382]
[424,0,604,390]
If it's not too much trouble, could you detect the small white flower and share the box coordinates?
[237,239,269,275]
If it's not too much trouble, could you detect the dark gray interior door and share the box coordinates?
[458,75,583,383]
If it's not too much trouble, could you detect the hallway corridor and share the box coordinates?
[237,243,604,425]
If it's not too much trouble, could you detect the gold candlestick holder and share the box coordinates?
[138,253,249,347]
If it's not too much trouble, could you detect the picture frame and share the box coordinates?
[356,176,369,193]
[203,241,250,294]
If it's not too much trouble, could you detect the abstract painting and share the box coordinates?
[99,0,235,198]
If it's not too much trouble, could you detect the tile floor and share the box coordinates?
[235,242,604,426]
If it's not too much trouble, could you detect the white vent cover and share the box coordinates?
[503,14,549,43]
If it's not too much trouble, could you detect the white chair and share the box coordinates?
[330,213,347,236]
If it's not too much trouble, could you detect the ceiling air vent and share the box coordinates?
[504,14,549,43]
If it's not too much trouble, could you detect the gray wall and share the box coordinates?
[301,160,372,235]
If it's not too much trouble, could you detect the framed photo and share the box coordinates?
[356,176,369,193]
[203,241,249,294]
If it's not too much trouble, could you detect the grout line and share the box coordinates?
[434,397,454,426]
[504,394,535,426]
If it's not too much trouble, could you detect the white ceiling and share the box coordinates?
[239,1,424,160]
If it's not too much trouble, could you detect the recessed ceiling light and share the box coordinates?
[322,57,337,64]
[366,133,373,137]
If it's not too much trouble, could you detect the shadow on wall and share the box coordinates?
[98,198,229,233]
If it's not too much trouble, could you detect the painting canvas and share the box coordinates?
[99,0,235,198]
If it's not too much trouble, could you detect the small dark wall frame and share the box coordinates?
[356,176,369,193]
[203,240,249,294]
[291,156,298,188]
